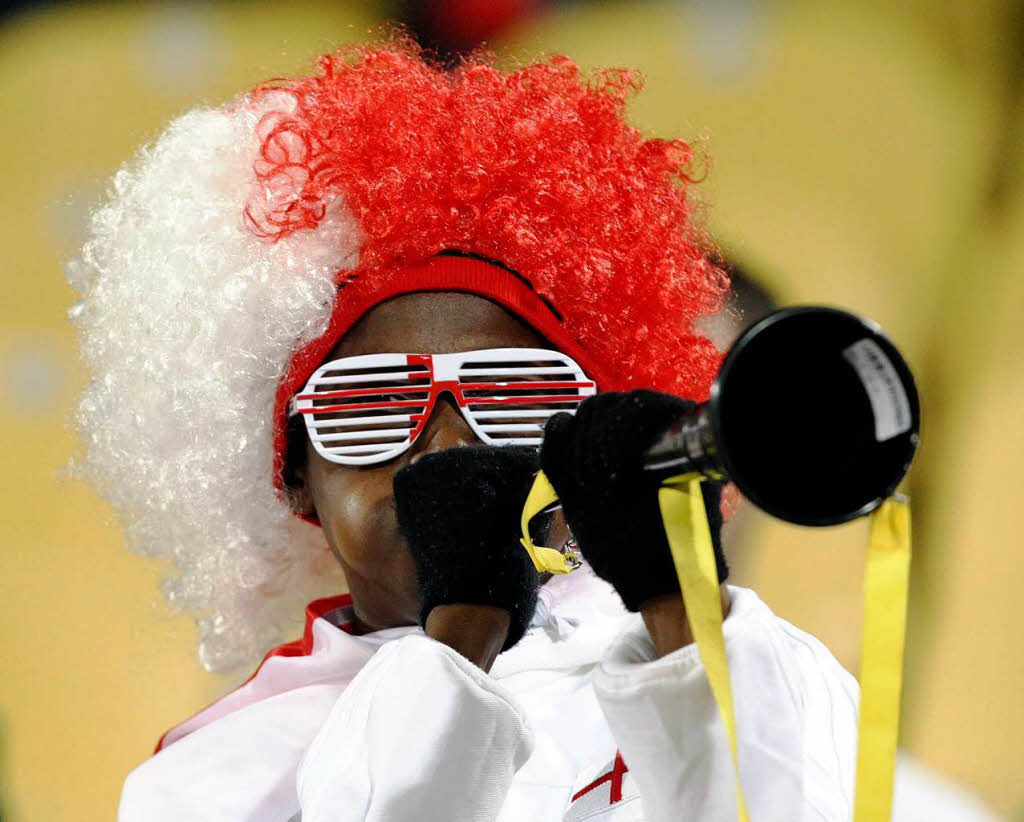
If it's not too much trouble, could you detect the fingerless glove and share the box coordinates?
[540,390,728,611]
[393,445,542,650]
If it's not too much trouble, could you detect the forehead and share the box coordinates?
[330,292,548,358]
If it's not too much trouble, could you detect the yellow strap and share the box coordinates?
[519,470,577,575]
[853,497,912,822]
[660,473,751,822]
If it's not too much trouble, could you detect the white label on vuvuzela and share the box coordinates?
[842,338,912,442]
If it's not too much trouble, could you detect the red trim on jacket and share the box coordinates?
[153,594,354,754]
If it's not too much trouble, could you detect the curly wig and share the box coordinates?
[70,38,727,672]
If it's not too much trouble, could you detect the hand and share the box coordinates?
[425,604,510,672]
[540,390,728,613]
[393,445,541,660]
[639,591,731,657]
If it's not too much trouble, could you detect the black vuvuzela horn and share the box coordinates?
[643,306,920,526]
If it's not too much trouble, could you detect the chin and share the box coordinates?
[341,503,421,628]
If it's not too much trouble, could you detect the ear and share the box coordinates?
[283,416,317,518]
[287,460,317,519]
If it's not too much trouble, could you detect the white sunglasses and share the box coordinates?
[289,348,597,466]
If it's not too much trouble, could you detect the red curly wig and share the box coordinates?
[253,39,728,490]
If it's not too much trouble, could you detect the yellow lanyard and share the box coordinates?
[520,472,911,822]
[518,470,579,575]
[659,472,751,821]
[853,496,912,822]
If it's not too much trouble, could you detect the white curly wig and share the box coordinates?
[68,92,360,672]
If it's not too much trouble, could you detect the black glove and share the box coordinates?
[540,390,728,612]
[393,445,541,651]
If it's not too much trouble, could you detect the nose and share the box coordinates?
[409,391,477,463]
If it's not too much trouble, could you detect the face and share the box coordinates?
[292,291,553,633]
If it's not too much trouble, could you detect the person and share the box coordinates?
[70,39,859,821]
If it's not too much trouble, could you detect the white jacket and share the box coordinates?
[121,571,860,821]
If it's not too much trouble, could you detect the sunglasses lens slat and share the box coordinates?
[307,413,419,428]
[320,442,411,456]
[466,395,586,406]
[311,369,427,386]
[476,423,546,433]
[456,365,579,377]
[470,409,559,419]
[313,428,416,443]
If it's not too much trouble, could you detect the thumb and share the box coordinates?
[540,411,578,500]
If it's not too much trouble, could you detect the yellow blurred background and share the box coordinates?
[0,1,1020,819]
